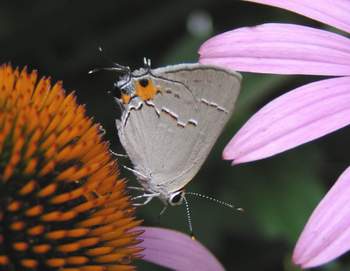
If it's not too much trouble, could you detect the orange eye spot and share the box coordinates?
[135,78,158,101]
[121,93,131,104]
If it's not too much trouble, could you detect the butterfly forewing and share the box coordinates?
[118,63,241,195]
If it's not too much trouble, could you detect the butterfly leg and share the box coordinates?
[123,165,149,180]
[131,193,159,206]
[110,149,128,158]
[156,205,168,226]
[127,186,146,191]
[159,205,168,216]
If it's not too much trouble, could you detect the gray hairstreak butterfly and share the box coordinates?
[113,60,241,210]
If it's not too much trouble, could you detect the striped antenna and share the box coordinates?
[183,196,195,239]
[185,192,244,213]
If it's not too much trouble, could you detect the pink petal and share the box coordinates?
[199,23,350,76]
[138,226,225,271]
[293,166,350,268]
[246,0,350,34]
[223,76,350,163]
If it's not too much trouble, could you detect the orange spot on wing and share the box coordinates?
[135,79,159,101]
[121,94,131,104]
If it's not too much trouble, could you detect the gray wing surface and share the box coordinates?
[118,63,241,193]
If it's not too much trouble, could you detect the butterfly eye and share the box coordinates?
[138,78,149,88]
[169,191,184,206]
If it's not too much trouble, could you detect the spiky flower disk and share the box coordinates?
[0,64,143,271]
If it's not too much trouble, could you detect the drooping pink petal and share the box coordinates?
[293,166,350,268]
[138,226,225,271]
[223,76,350,164]
[245,0,350,34]
[199,23,350,76]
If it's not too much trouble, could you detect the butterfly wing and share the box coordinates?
[117,63,241,194]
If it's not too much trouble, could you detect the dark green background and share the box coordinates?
[2,1,349,270]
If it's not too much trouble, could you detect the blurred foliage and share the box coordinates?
[1,1,350,270]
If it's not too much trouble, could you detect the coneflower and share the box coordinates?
[199,0,350,268]
[0,64,227,271]
[0,64,143,271]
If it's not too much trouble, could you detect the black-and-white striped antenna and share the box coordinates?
[88,46,130,74]
[185,192,244,212]
[183,196,195,239]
